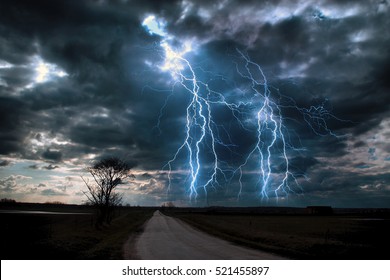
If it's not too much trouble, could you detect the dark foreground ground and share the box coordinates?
[1,204,155,259]
[1,203,389,259]
[163,208,390,260]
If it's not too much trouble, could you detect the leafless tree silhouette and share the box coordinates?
[82,157,134,225]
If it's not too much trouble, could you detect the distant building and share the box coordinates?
[306,206,333,215]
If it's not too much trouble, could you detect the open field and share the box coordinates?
[2,203,389,260]
[165,209,390,259]
[1,204,155,259]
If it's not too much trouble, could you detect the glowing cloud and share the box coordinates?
[142,15,167,37]
[33,56,68,84]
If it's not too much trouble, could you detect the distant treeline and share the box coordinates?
[0,198,17,204]
[0,199,160,213]
[1,199,389,215]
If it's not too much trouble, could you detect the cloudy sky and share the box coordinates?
[0,0,389,207]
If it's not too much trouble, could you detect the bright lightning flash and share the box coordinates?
[143,16,231,200]
[142,15,343,202]
[233,49,298,199]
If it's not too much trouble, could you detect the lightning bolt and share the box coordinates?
[233,49,298,200]
[142,15,344,202]
[158,39,234,200]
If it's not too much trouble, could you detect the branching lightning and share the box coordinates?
[142,15,343,202]
[233,49,296,200]
[157,34,227,200]
[143,16,246,200]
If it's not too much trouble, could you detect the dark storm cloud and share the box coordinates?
[28,164,39,170]
[42,164,59,170]
[275,156,319,175]
[1,0,140,158]
[298,169,390,207]
[0,159,11,167]
[41,148,62,162]
[0,0,389,206]
[0,96,30,155]
[162,0,390,124]
[0,0,195,164]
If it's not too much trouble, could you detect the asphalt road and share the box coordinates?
[135,210,285,260]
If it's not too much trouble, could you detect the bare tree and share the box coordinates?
[82,157,134,225]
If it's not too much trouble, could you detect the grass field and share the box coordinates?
[168,211,390,259]
[1,207,154,259]
[3,204,389,260]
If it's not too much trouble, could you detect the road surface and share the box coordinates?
[134,210,285,259]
